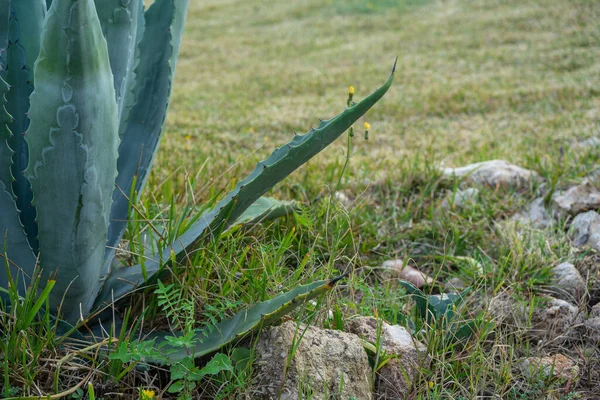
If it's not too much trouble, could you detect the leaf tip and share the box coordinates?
[326,272,349,289]
[392,56,398,74]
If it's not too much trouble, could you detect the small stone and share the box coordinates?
[440,188,479,209]
[444,277,467,293]
[550,262,585,303]
[346,316,429,400]
[441,160,541,190]
[489,294,583,343]
[519,354,579,383]
[252,322,372,400]
[510,198,552,229]
[578,317,600,344]
[568,211,600,251]
[591,303,600,318]
[488,292,524,325]
[552,181,600,216]
[334,191,352,208]
[574,137,600,148]
[378,259,434,287]
[528,297,583,343]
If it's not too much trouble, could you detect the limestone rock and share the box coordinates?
[441,160,540,190]
[591,303,600,318]
[510,198,552,229]
[252,321,372,400]
[489,293,583,343]
[568,211,600,251]
[440,188,479,209]
[488,292,524,325]
[578,317,600,344]
[528,297,584,343]
[574,137,600,148]
[444,277,468,293]
[346,316,429,400]
[334,191,352,208]
[552,181,600,216]
[519,354,579,383]
[550,262,586,303]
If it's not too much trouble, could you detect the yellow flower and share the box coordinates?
[364,122,370,130]
[348,85,355,95]
[184,134,191,140]
[141,389,155,400]
[428,381,434,389]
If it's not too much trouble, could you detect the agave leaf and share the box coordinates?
[173,66,395,258]
[94,66,395,309]
[232,196,298,226]
[25,0,119,322]
[6,2,47,250]
[399,280,470,325]
[107,0,188,256]
[0,0,9,76]
[0,75,35,301]
[94,0,143,120]
[9,1,45,75]
[147,276,343,364]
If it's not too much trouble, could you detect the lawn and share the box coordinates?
[4,0,600,398]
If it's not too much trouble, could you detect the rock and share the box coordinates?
[252,321,372,400]
[489,293,583,343]
[440,188,479,209]
[488,292,524,325]
[346,316,429,400]
[576,304,600,344]
[334,191,352,208]
[519,354,579,383]
[552,181,600,216]
[574,137,600,148]
[510,198,552,229]
[578,317,600,344]
[550,262,586,303]
[528,297,584,343]
[379,259,434,288]
[441,160,540,190]
[444,277,468,293]
[587,165,600,182]
[568,211,600,251]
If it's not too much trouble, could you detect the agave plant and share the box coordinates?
[0,0,393,348]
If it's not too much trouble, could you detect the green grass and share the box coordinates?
[2,0,600,398]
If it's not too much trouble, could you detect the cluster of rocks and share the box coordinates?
[250,157,600,398]
[250,318,429,400]
[443,158,600,387]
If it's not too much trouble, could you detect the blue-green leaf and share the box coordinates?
[147,277,342,363]
[6,2,47,251]
[94,0,143,119]
[232,196,298,226]
[0,0,9,77]
[174,67,395,259]
[25,0,119,323]
[107,0,188,256]
[0,74,35,302]
[9,1,45,75]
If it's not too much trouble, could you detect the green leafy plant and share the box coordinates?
[399,280,489,347]
[0,0,393,363]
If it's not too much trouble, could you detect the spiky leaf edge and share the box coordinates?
[145,275,344,364]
